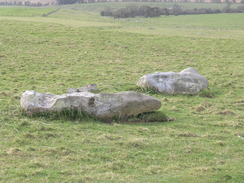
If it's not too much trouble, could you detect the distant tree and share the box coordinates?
[100,7,114,17]
[57,0,79,4]
[223,0,233,13]
[172,4,182,16]
[25,1,31,6]
[100,3,243,18]
[161,8,169,16]
[237,5,244,12]
[125,4,139,18]
[211,0,221,3]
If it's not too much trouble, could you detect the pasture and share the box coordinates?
[0,3,243,183]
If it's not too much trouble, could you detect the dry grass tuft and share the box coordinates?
[6,147,21,155]
[214,110,236,115]
[177,132,198,137]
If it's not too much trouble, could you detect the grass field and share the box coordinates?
[0,3,243,183]
[0,6,57,16]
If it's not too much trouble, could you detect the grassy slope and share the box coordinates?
[0,3,243,183]
[0,6,57,16]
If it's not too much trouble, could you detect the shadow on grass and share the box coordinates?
[20,108,97,123]
[196,89,216,98]
[20,108,169,124]
[133,86,218,99]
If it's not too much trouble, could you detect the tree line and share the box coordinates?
[1,0,244,6]
[100,4,244,18]
[0,1,48,6]
[59,0,244,4]
[59,0,244,3]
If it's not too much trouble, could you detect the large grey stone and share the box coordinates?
[137,67,208,95]
[20,90,161,120]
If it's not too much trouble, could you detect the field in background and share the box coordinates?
[0,6,57,16]
[0,3,243,183]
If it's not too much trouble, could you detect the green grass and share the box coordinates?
[0,6,57,16]
[112,13,244,40]
[0,4,244,183]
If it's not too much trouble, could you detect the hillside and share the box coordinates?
[0,4,243,183]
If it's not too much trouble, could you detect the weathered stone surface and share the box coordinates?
[20,90,161,120]
[93,92,161,120]
[20,90,94,115]
[137,67,208,95]
[67,84,98,93]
